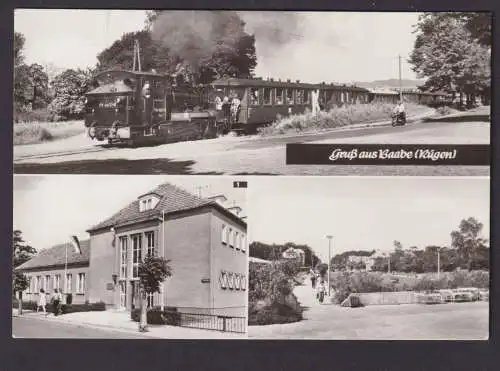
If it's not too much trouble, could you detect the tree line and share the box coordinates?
[13,11,257,122]
[409,12,491,106]
[331,217,489,273]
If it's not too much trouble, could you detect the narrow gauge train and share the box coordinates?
[210,77,370,133]
[84,69,219,145]
[84,70,449,145]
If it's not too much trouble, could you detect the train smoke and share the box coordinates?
[237,11,306,58]
[150,11,246,73]
[150,11,306,74]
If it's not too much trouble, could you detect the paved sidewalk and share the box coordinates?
[12,309,246,339]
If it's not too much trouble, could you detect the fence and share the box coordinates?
[177,312,246,333]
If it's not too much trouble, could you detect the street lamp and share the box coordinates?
[326,235,333,296]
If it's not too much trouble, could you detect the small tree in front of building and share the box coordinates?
[13,271,29,315]
[137,256,172,332]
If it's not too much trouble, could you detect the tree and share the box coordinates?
[14,32,25,67]
[48,68,93,119]
[13,271,29,315]
[139,10,257,84]
[27,64,50,109]
[450,217,488,270]
[96,30,178,74]
[137,255,172,332]
[13,230,36,268]
[409,13,491,103]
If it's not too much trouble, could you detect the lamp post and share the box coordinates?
[326,235,333,296]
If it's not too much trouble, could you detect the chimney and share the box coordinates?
[270,78,274,82]
[296,80,300,83]
[286,79,291,83]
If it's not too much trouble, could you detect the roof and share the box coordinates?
[367,88,399,95]
[211,77,368,92]
[88,182,246,232]
[86,80,135,95]
[94,69,170,79]
[249,257,272,265]
[16,240,90,271]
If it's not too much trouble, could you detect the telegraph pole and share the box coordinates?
[437,247,441,280]
[398,54,403,101]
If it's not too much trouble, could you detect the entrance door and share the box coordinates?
[119,281,127,310]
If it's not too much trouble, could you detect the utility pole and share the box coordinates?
[437,247,441,280]
[326,235,333,296]
[398,54,403,102]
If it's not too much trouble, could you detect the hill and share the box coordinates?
[354,79,426,90]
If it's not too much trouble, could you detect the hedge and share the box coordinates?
[13,299,106,314]
[130,307,181,326]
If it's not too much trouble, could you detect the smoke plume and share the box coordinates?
[237,11,306,58]
[151,11,245,73]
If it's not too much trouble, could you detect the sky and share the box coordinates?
[247,177,490,262]
[13,175,247,251]
[14,10,421,83]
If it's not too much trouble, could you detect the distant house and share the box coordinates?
[345,254,378,271]
[15,240,90,304]
[282,247,305,265]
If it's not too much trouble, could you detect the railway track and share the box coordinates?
[14,146,112,162]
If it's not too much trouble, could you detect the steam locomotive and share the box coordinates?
[84,69,449,145]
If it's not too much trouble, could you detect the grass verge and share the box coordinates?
[258,103,433,136]
[14,120,85,146]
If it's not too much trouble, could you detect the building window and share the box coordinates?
[132,234,142,278]
[76,273,86,294]
[35,276,41,293]
[119,236,128,279]
[66,274,72,293]
[228,228,234,248]
[221,224,227,245]
[146,231,155,256]
[263,88,272,105]
[304,89,310,104]
[235,232,240,250]
[241,234,246,252]
[27,277,32,293]
[147,293,154,308]
[53,275,61,291]
[45,275,51,292]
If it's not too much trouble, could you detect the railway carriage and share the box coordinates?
[318,83,370,109]
[210,77,320,133]
[84,70,219,145]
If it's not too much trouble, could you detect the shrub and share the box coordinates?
[248,300,303,326]
[130,307,181,326]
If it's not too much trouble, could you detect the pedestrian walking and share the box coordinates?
[51,288,61,316]
[317,280,326,304]
[37,288,47,315]
[310,270,317,289]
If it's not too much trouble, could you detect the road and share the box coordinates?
[248,283,489,340]
[13,108,490,175]
[12,316,146,339]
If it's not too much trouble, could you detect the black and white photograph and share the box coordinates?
[12,10,491,176]
[12,175,248,338]
[247,176,490,340]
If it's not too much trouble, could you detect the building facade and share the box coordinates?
[16,241,90,304]
[86,183,247,317]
